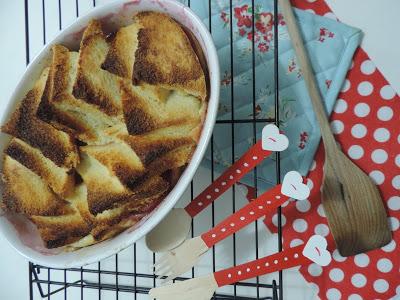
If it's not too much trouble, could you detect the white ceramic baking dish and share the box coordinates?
[0,0,219,268]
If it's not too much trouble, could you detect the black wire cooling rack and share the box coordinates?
[27,0,284,299]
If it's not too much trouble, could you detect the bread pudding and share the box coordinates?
[1,12,207,250]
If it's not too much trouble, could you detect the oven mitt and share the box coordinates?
[189,0,362,189]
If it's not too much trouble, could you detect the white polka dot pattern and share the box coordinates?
[376,258,393,273]
[380,85,396,100]
[293,218,308,233]
[331,120,344,134]
[351,273,367,288]
[348,145,364,160]
[354,103,370,117]
[326,288,341,300]
[308,263,322,277]
[351,124,367,139]
[360,60,376,75]
[374,279,389,293]
[334,99,348,114]
[369,170,385,185]
[373,128,390,143]
[377,106,393,121]
[354,253,369,268]
[329,268,344,282]
[241,4,400,299]
[358,81,374,96]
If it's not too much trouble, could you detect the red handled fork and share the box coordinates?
[146,124,289,252]
[149,235,331,300]
[154,170,310,281]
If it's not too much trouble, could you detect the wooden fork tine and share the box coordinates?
[154,265,172,277]
[154,258,169,271]
[159,275,176,285]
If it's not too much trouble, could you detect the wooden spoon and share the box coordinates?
[279,0,391,256]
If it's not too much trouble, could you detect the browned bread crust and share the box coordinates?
[30,211,92,248]
[120,81,203,135]
[2,68,79,169]
[73,20,124,117]
[80,141,145,185]
[43,44,126,145]
[102,22,141,80]
[102,11,206,101]
[1,13,207,249]
[5,138,75,197]
[2,156,73,216]
[65,181,167,248]
[79,148,171,215]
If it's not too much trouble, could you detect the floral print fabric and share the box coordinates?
[191,0,362,188]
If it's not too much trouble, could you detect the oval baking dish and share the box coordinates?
[0,0,219,268]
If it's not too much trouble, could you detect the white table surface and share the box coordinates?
[0,1,399,299]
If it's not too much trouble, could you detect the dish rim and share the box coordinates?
[0,0,220,268]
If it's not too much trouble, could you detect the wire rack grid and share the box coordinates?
[27,0,284,299]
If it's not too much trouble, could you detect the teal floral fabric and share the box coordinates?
[190,0,362,188]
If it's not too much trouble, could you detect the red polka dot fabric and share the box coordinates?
[242,1,400,299]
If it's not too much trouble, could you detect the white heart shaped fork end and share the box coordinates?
[302,235,332,267]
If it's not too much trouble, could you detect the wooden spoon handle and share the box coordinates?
[279,0,337,150]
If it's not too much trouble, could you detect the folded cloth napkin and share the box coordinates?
[190,0,362,189]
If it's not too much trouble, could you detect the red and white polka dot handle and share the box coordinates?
[214,235,331,287]
[185,124,289,218]
[185,140,270,217]
[201,184,287,247]
[201,170,310,248]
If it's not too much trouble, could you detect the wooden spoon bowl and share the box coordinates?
[279,0,392,256]
[323,147,391,256]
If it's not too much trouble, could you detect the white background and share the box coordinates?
[0,0,399,299]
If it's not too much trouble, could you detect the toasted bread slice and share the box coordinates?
[80,141,145,185]
[80,123,196,187]
[42,44,126,144]
[65,181,166,248]
[30,209,92,248]
[5,138,75,196]
[102,22,141,80]
[103,12,206,100]
[146,143,196,179]
[2,156,73,216]
[73,20,124,116]
[2,68,79,168]
[120,81,203,135]
[76,152,133,215]
[77,147,171,215]
[164,166,185,187]
[121,123,197,165]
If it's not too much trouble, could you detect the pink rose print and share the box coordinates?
[220,11,229,25]
[248,104,262,118]
[247,32,260,42]
[278,13,286,26]
[255,12,273,34]
[298,131,309,150]
[318,27,335,42]
[263,32,273,42]
[231,5,286,54]
[234,5,252,28]
[325,79,332,89]
[221,71,232,86]
[300,131,309,142]
[258,42,269,52]
[287,58,302,78]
